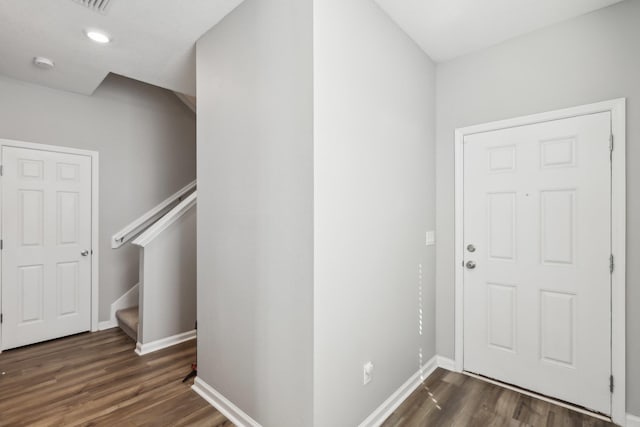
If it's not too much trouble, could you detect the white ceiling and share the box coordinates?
[374,0,624,62]
[0,1,624,96]
[0,0,244,96]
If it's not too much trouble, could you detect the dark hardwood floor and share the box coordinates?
[0,328,231,426]
[382,368,615,427]
[0,331,616,426]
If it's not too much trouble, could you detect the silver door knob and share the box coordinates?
[81,250,89,257]
[465,261,476,269]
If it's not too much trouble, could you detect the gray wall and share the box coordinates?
[138,204,196,344]
[313,0,436,425]
[195,0,314,425]
[435,0,640,415]
[0,73,196,322]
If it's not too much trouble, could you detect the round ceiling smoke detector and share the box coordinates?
[33,57,55,70]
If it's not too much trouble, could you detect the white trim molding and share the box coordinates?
[627,413,640,427]
[359,356,440,427]
[436,356,456,372]
[111,180,196,248]
[610,99,627,426]
[91,152,100,332]
[453,98,626,425]
[192,377,261,427]
[134,329,196,356]
[98,320,118,331]
[192,355,447,427]
[132,192,197,247]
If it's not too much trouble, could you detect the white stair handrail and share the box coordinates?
[132,191,197,248]
[111,180,196,248]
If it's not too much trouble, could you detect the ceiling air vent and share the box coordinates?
[71,0,113,14]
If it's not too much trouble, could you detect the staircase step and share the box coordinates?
[116,306,139,342]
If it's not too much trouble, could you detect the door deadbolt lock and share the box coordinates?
[467,244,476,253]
[465,261,476,269]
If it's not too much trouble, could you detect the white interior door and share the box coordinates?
[1,146,92,350]
[463,112,612,414]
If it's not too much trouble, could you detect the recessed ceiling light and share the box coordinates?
[33,56,55,70]
[85,29,111,44]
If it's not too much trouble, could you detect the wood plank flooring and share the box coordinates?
[0,328,231,426]
[0,331,617,426]
[382,368,616,427]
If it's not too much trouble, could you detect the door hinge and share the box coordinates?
[1,239,3,250]
[610,375,614,393]
[610,254,614,273]
[609,134,614,160]
[0,313,3,324]
[0,164,3,176]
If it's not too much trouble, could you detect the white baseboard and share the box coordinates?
[191,355,628,426]
[135,330,196,356]
[436,356,456,371]
[98,320,118,331]
[358,355,439,427]
[192,377,261,427]
[627,413,640,427]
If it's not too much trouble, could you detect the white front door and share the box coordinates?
[1,146,92,350]
[463,112,612,414]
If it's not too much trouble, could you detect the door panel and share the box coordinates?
[57,261,80,316]
[487,283,516,351]
[487,192,516,261]
[463,112,611,414]
[540,189,575,264]
[2,146,92,350]
[57,191,80,245]
[540,290,575,366]
[18,265,44,324]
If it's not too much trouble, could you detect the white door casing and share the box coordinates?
[1,146,93,350]
[454,99,626,424]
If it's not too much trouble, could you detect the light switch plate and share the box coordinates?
[363,361,374,385]
[425,231,435,246]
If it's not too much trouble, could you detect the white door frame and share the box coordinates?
[454,99,626,424]
[0,138,100,352]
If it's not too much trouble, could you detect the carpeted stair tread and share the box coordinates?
[116,306,139,341]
